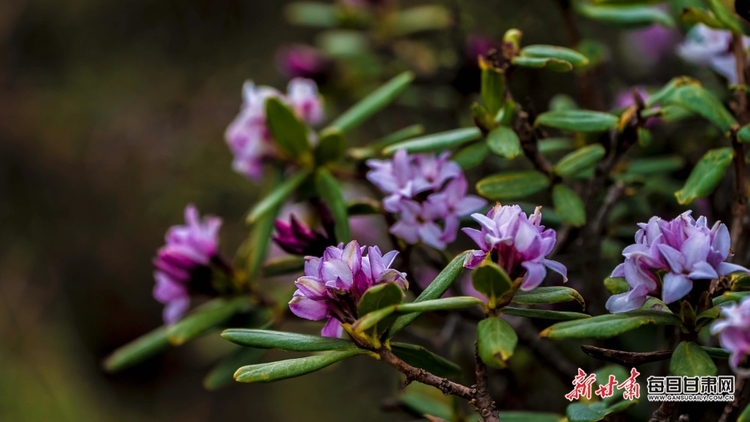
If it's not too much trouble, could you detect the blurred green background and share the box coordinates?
[0,0,697,420]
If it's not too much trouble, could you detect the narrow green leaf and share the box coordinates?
[500,307,591,321]
[357,282,405,335]
[481,61,506,116]
[388,5,453,36]
[317,30,369,58]
[713,291,750,306]
[399,384,452,420]
[512,56,574,72]
[594,365,630,404]
[234,349,367,383]
[284,2,338,27]
[646,76,700,107]
[541,310,682,339]
[665,85,738,132]
[315,128,345,165]
[453,142,490,170]
[487,126,522,159]
[347,125,426,160]
[315,168,351,242]
[497,412,566,422]
[539,138,574,154]
[477,317,518,369]
[167,297,251,346]
[575,3,675,27]
[604,277,629,295]
[554,145,606,178]
[472,102,495,132]
[476,171,551,200]
[536,110,619,133]
[739,403,750,422]
[670,341,718,377]
[626,155,685,175]
[242,167,284,278]
[203,347,267,390]
[680,7,727,29]
[512,286,585,308]
[329,72,414,133]
[675,147,734,205]
[395,296,485,313]
[353,306,398,333]
[705,0,744,33]
[472,261,513,307]
[521,45,589,67]
[386,251,469,337]
[246,169,312,224]
[346,197,382,215]
[738,124,750,143]
[221,329,356,351]
[391,342,461,377]
[550,95,579,112]
[552,184,586,227]
[263,256,306,277]
[102,326,170,373]
[265,97,312,158]
[383,127,482,155]
[567,400,638,422]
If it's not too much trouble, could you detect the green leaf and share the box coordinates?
[702,346,730,359]
[539,138,574,154]
[520,45,589,67]
[670,341,718,377]
[511,56,574,72]
[645,76,700,107]
[594,365,630,404]
[739,403,750,422]
[317,30,369,57]
[497,412,566,422]
[550,95,579,112]
[382,127,482,155]
[536,110,619,133]
[263,256,306,277]
[221,329,357,351]
[265,97,312,159]
[512,286,585,308]
[246,169,312,224]
[552,184,586,227]
[329,71,414,133]
[203,347,267,390]
[476,171,551,200]
[675,147,734,205]
[472,261,513,307]
[234,349,367,383]
[554,145,607,178]
[315,128,345,165]
[575,3,675,27]
[567,400,637,422]
[391,342,461,377]
[487,126,522,159]
[346,197,381,216]
[102,326,170,373]
[626,155,685,175]
[387,251,469,337]
[713,291,750,306]
[604,277,629,295]
[167,297,251,346]
[315,168,351,242]
[541,310,682,339]
[705,0,744,33]
[284,2,338,27]
[399,384,452,420]
[477,317,518,369]
[242,167,284,277]
[357,282,405,335]
[388,5,453,36]
[500,307,591,320]
[480,60,506,116]
[348,125,426,160]
[738,124,750,143]
[680,7,727,29]
[453,142,490,170]
[664,85,738,132]
[395,296,485,313]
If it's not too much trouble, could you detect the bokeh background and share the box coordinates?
[0,0,714,420]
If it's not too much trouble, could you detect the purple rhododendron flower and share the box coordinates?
[366,149,486,249]
[462,204,568,291]
[289,240,408,338]
[225,78,323,181]
[711,296,750,375]
[677,24,750,84]
[623,23,680,68]
[276,44,331,82]
[273,208,336,257]
[153,205,222,324]
[607,211,750,313]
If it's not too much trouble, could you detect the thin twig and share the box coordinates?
[718,376,747,422]
[474,344,500,422]
[515,110,554,176]
[589,181,626,238]
[378,347,474,400]
[581,345,672,366]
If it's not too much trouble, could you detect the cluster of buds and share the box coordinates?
[225,78,323,181]
[607,211,749,313]
[289,240,408,338]
[273,203,337,257]
[462,204,567,291]
[366,149,486,249]
[152,205,226,323]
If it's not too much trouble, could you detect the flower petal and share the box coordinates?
[661,273,693,304]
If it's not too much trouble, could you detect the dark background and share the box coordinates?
[0,0,695,420]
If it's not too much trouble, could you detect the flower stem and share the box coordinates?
[474,344,501,422]
[377,347,474,400]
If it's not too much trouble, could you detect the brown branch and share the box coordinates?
[718,376,747,422]
[581,345,672,366]
[378,347,474,400]
[589,181,626,239]
[515,110,554,175]
[649,401,677,422]
[474,345,500,422]
[730,33,749,261]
